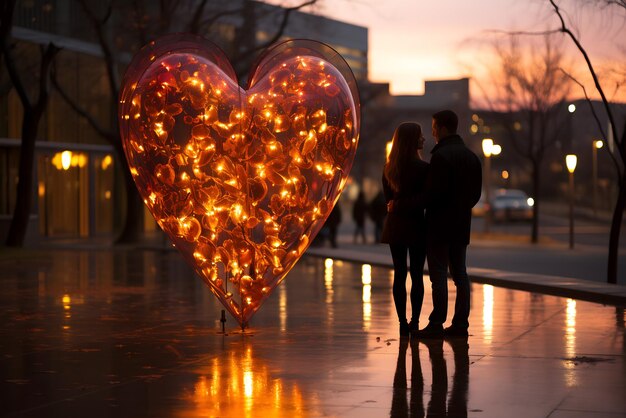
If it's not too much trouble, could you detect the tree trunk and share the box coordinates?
[531,159,540,243]
[115,162,144,244]
[607,171,625,284]
[112,140,144,244]
[5,111,41,246]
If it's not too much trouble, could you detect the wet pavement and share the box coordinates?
[1,249,625,417]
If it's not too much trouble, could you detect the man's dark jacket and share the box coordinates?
[397,134,482,245]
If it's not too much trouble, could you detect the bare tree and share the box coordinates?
[52,0,318,244]
[548,0,626,284]
[476,34,571,243]
[1,0,59,247]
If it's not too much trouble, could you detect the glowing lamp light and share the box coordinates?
[527,197,535,207]
[52,151,88,170]
[119,35,360,328]
[491,144,502,156]
[568,104,576,113]
[73,153,87,168]
[566,154,577,173]
[61,150,72,170]
[482,138,493,157]
[501,170,509,180]
[101,154,113,170]
[595,140,603,149]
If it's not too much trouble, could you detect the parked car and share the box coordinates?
[490,189,534,222]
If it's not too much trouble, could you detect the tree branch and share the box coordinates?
[51,63,116,142]
[158,0,180,34]
[77,0,120,101]
[259,0,317,49]
[0,0,32,110]
[34,43,61,115]
[485,29,562,37]
[234,0,317,61]
[197,7,244,33]
[131,0,148,46]
[560,69,608,139]
[188,0,209,34]
[549,0,622,160]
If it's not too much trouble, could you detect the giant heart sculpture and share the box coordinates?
[119,34,360,328]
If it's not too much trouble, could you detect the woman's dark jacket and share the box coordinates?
[381,159,429,245]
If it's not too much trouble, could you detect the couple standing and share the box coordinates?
[381,110,482,338]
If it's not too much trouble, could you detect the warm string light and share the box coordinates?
[121,47,359,327]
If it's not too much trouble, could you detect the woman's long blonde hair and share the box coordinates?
[384,122,422,193]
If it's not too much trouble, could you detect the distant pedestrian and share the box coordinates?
[326,204,342,248]
[352,191,368,244]
[381,122,429,338]
[369,190,387,243]
[391,110,482,339]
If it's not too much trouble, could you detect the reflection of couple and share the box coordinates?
[391,338,469,418]
[381,110,482,338]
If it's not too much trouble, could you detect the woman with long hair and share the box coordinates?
[382,122,428,337]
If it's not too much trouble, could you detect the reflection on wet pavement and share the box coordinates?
[0,249,624,417]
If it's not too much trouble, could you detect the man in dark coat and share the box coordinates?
[394,110,482,338]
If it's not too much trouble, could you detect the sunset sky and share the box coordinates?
[271,0,626,103]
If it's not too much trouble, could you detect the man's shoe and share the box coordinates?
[399,321,410,338]
[414,323,444,339]
[443,325,469,338]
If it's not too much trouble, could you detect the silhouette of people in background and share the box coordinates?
[382,122,428,337]
[352,191,368,244]
[326,204,342,248]
[369,190,387,243]
[391,338,469,418]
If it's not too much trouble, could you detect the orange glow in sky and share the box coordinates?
[269,0,626,103]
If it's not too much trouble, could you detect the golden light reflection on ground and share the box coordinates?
[362,264,372,330]
[279,283,287,332]
[324,258,335,326]
[564,298,578,387]
[482,284,494,344]
[183,344,319,418]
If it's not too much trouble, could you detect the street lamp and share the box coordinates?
[565,154,577,249]
[482,138,494,233]
[592,140,603,215]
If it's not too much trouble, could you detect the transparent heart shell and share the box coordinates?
[119,34,360,328]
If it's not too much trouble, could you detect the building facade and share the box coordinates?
[1,0,369,242]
